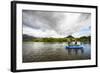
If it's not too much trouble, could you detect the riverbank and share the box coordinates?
[23,37,91,43]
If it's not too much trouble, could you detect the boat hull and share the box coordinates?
[65,46,83,49]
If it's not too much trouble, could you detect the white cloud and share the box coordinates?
[23,10,91,38]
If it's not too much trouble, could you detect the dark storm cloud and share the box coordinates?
[22,10,65,31]
[78,13,91,22]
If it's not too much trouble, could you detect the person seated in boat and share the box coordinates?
[68,40,77,46]
[70,40,80,46]
[67,40,81,46]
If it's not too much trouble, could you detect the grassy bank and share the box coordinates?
[23,37,91,43]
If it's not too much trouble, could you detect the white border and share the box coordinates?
[16,4,96,70]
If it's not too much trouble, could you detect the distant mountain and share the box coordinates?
[66,35,74,38]
[23,34,36,41]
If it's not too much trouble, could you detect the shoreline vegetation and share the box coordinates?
[23,35,91,43]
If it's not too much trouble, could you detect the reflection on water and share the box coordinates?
[66,48,84,55]
[22,42,91,63]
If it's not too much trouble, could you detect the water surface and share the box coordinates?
[22,42,91,63]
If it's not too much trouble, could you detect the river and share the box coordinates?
[22,42,91,63]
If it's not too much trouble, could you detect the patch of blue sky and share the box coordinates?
[72,25,91,38]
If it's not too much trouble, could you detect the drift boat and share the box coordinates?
[65,45,83,49]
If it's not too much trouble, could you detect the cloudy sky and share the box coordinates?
[22,10,91,38]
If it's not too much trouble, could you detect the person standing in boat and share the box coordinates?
[75,40,81,45]
[75,40,77,45]
[68,41,71,46]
